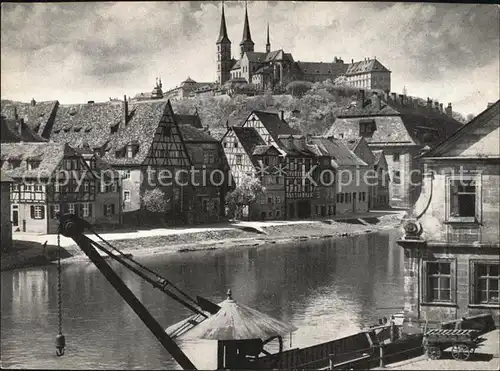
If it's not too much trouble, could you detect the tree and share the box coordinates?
[451,111,467,124]
[141,188,170,213]
[225,173,264,220]
[466,113,475,122]
[286,80,313,98]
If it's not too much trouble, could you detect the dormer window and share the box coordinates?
[27,161,40,170]
[11,160,21,169]
[359,119,376,137]
[110,123,119,134]
[127,143,139,158]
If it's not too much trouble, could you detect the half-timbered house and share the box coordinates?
[0,142,98,234]
[221,126,285,220]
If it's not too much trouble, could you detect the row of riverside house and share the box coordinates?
[220,89,464,220]
[1,97,231,234]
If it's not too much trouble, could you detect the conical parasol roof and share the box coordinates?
[169,289,297,341]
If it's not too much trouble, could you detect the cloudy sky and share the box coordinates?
[1,1,498,115]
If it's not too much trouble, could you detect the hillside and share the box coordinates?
[171,83,362,140]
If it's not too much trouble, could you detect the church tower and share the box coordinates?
[266,22,271,53]
[239,2,254,57]
[216,2,231,85]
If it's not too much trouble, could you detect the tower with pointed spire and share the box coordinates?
[239,2,254,58]
[216,2,232,85]
[266,23,271,53]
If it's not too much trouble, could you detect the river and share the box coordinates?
[1,228,404,369]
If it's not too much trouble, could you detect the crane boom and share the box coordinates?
[58,213,198,370]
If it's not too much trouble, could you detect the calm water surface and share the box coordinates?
[1,229,404,369]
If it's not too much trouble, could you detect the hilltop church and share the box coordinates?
[217,3,392,92]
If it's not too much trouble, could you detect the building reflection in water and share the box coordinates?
[11,270,49,326]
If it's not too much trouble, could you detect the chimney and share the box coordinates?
[123,95,129,124]
[31,98,36,106]
[439,103,444,113]
[399,94,404,106]
[359,89,365,108]
[351,59,354,63]
[13,106,18,121]
[279,110,284,121]
[427,98,433,110]
[372,92,381,110]
[445,103,453,116]
[434,101,440,112]
[226,120,229,128]
[391,93,397,102]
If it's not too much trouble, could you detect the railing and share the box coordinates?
[254,330,424,370]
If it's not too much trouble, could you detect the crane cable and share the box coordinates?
[55,230,66,356]
[89,228,201,309]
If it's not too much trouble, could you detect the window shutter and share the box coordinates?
[451,260,456,303]
[50,205,55,219]
[30,205,35,219]
[89,203,93,217]
[421,261,428,302]
[475,175,482,223]
[469,261,474,305]
[40,206,45,220]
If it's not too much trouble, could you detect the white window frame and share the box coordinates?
[68,203,75,214]
[123,190,131,202]
[82,203,90,217]
[446,173,482,224]
[34,205,44,219]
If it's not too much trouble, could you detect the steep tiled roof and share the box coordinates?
[247,110,300,145]
[1,116,47,142]
[178,124,218,143]
[346,59,390,75]
[174,114,203,129]
[339,137,362,151]
[252,144,280,156]
[232,127,266,167]
[0,170,13,183]
[103,101,173,166]
[308,137,368,167]
[330,97,463,146]
[231,59,241,70]
[50,101,123,148]
[297,61,348,77]
[245,52,268,63]
[265,50,294,63]
[0,142,78,179]
[0,100,58,137]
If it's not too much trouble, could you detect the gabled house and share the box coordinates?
[0,142,98,234]
[1,99,59,139]
[1,171,13,252]
[1,115,47,143]
[397,100,499,326]
[324,90,463,208]
[339,136,390,209]
[239,110,318,219]
[308,137,369,215]
[220,126,285,220]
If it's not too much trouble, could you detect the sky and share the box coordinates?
[1,1,499,115]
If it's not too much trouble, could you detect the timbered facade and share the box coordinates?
[1,142,99,234]
[221,126,285,220]
[1,171,13,252]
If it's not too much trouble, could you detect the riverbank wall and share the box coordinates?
[2,211,405,271]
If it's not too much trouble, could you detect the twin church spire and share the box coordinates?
[216,2,271,58]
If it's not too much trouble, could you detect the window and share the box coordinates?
[450,179,476,219]
[393,171,401,184]
[81,203,92,218]
[471,262,499,305]
[27,161,40,170]
[276,210,281,218]
[127,146,133,158]
[202,200,208,212]
[393,153,400,162]
[104,204,115,216]
[121,170,131,179]
[275,196,281,203]
[267,197,273,204]
[31,205,45,219]
[234,142,239,148]
[68,203,75,215]
[123,191,131,202]
[423,261,454,303]
[235,155,242,165]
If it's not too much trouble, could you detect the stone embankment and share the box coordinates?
[2,211,405,270]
